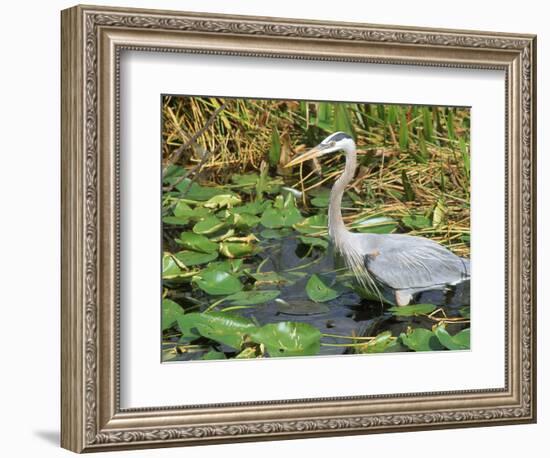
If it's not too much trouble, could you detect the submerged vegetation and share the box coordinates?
[161,96,471,362]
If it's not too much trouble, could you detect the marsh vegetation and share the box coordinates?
[161,96,471,362]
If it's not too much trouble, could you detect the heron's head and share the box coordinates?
[285,132,355,168]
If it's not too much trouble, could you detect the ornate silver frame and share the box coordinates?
[61,4,537,453]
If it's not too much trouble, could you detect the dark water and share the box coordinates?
[166,231,470,361]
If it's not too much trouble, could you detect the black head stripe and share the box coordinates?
[324,132,352,143]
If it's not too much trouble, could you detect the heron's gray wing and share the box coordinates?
[365,237,469,290]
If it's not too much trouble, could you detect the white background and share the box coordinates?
[0,0,546,457]
[121,53,505,407]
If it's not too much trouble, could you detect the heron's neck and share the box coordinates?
[329,147,357,244]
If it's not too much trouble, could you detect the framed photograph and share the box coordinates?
[61,4,537,453]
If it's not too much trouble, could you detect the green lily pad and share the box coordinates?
[201,350,227,360]
[175,232,218,253]
[306,274,340,302]
[162,299,185,331]
[458,306,470,319]
[260,228,292,239]
[298,235,329,250]
[219,241,256,258]
[230,212,260,230]
[173,201,211,219]
[251,322,321,357]
[173,250,218,267]
[162,253,182,279]
[399,328,444,351]
[194,270,243,295]
[202,259,243,275]
[361,331,395,353]
[203,194,241,209]
[231,173,259,188]
[293,214,328,234]
[434,326,470,350]
[176,312,256,349]
[231,200,270,215]
[193,216,226,234]
[175,179,227,201]
[388,303,437,317]
[223,290,280,306]
[260,205,302,228]
[162,216,191,226]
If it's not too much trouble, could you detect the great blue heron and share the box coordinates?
[286,132,470,306]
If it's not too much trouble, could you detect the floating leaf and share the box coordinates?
[202,259,243,275]
[173,250,218,267]
[175,179,227,201]
[362,331,395,353]
[193,216,225,234]
[224,290,280,306]
[458,306,470,319]
[260,205,302,228]
[251,322,321,357]
[434,325,470,350]
[231,200,270,215]
[400,328,444,351]
[219,241,256,258]
[230,212,260,230]
[162,253,185,279]
[163,216,190,226]
[260,228,291,239]
[306,274,340,302]
[193,270,243,296]
[175,232,218,253]
[177,312,256,348]
[162,299,184,330]
[201,350,226,360]
[231,173,259,188]
[293,214,328,234]
[298,235,329,250]
[388,303,436,317]
[203,193,241,209]
[173,201,211,220]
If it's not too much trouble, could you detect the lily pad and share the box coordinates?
[176,312,256,349]
[434,325,470,350]
[361,331,395,353]
[193,216,226,234]
[203,193,241,209]
[251,322,321,357]
[162,299,185,330]
[388,303,437,317]
[298,235,329,250]
[260,228,292,239]
[193,270,243,296]
[175,179,227,201]
[293,214,328,234]
[201,350,227,360]
[230,212,260,230]
[260,205,302,228]
[231,200,270,216]
[400,328,444,351]
[219,241,256,258]
[162,253,182,279]
[175,232,218,253]
[162,216,190,226]
[173,201,211,219]
[306,274,340,302]
[223,290,280,306]
[173,250,218,267]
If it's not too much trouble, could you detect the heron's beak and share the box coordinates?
[285,144,328,168]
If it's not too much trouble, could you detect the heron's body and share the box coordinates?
[286,131,471,306]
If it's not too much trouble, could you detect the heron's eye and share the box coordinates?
[330,141,336,147]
